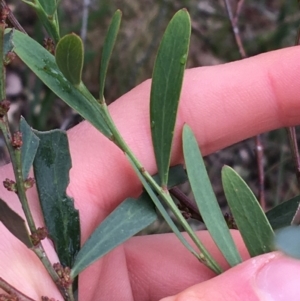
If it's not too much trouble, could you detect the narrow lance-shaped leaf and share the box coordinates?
[266,195,300,230]
[127,156,200,260]
[150,9,191,186]
[183,125,242,267]
[222,166,274,257]
[71,165,187,278]
[10,29,112,138]
[126,155,223,274]
[33,129,80,268]
[71,195,157,278]
[99,10,122,101]
[20,117,40,179]
[0,198,32,248]
[55,34,83,86]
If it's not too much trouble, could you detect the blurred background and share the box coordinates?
[3,0,300,231]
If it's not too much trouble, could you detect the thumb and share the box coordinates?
[161,252,300,301]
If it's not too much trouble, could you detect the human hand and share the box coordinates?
[1,46,300,301]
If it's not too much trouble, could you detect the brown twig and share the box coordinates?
[223,0,266,210]
[224,0,246,58]
[0,0,26,33]
[287,127,300,185]
[255,135,265,206]
[169,187,203,222]
[286,21,300,191]
[0,277,36,301]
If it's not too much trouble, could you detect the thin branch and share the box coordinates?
[287,126,300,187]
[286,23,300,190]
[255,135,265,205]
[224,0,246,58]
[0,277,36,301]
[223,0,266,210]
[169,187,203,222]
[235,0,245,20]
[80,0,91,44]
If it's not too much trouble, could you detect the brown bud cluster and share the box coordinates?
[4,52,16,65]
[3,178,16,192]
[0,100,10,117]
[224,212,238,229]
[30,227,48,246]
[178,203,192,220]
[24,177,35,190]
[43,38,55,55]
[181,210,192,220]
[0,7,9,24]
[53,263,73,288]
[11,131,22,149]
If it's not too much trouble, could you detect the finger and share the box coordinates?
[80,230,250,301]
[160,252,300,301]
[0,222,61,300]
[65,46,300,240]
[124,231,250,301]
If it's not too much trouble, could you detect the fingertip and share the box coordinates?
[256,253,300,301]
[160,252,300,301]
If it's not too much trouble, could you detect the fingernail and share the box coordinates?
[256,255,300,301]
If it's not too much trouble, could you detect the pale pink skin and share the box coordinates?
[1,46,300,301]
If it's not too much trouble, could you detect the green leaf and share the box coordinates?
[128,155,222,274]
[274,226,300,259]
[150,9,191,186]
[20,117,40,179]
[266,195,300,230]
[10,29,112,138]
[33,129,80,268]
[127,156,199,258]
[152,164,187,188]
[99,10,122,101]
[39,0,58,16]
[222,165,274,257]
[0,198,32,248]
[22,0,60,43]
[183,125,242,267]
[4,30,14,58]
[71,195,157,278]
[55,34,83,86]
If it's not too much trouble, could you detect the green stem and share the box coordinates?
[66,284,75,301]
[0,118,70,300]
[0,24,67,300]
[77,83,222,274]
[22,0,60,43]
[0,120,38,235]
[5,129,36,232]
[104,103,222,273]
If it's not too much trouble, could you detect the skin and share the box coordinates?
[1,46,300,300]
